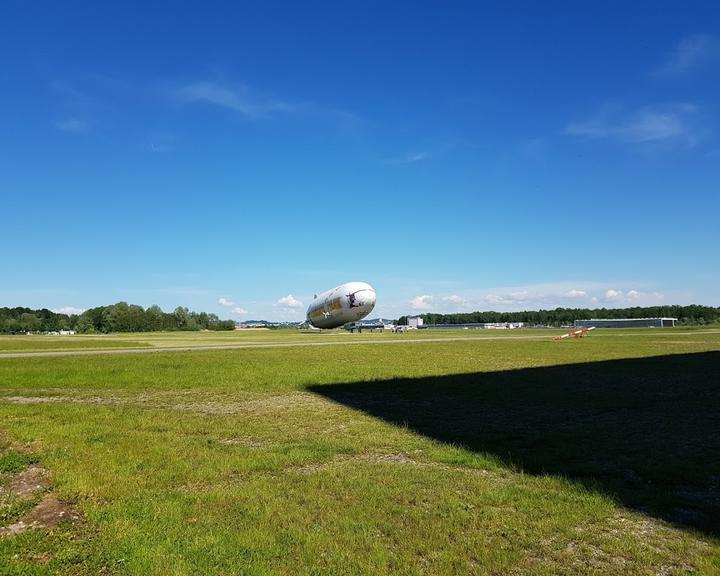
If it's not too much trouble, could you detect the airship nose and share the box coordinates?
[359,288,376,311]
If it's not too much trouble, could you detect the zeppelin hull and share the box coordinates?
[306,282,376,329]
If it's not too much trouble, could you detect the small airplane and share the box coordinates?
[554,326,595,340]
[306,282,376,329]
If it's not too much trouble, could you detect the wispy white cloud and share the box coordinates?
[177,81,295,118]
[143,133,174,153]
[409,295,434,310]
[51,81,99,109]
[51,306,86,315]
[277,294,303,308]
[563,289,587,298]
[55,118,89,133]
[441,294,464,304]
[604,289,664,305]
[219,297,248,314]
[401,282,669,314]
[566,103,701,146]
[385,151,429,165]
[656,34,717,76]
[483,291,531,306]
[517,138,549,159]
[174,80,360,131]
[51,81,111,133]
[605,289,625,302]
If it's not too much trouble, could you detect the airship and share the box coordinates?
[306,281,376,329]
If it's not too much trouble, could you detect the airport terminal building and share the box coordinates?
[574,318,677,329]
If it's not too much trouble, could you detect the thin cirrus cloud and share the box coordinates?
[55,118,89,133]
[143,133,174,153]
[176,81,296,118]
[566,103,701,146]
[655,34,717,76]
[385,151,429,165]
[175,80,360,129]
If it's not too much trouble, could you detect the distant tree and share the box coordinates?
[18,313,41,332]
[75,315,95,334]
[145,305,164,331]
[2,303,715,335]
[173,307,189,330]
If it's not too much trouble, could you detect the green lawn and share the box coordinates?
[1,330,719,574]
[0,327,559,352]
[2,326,718,354]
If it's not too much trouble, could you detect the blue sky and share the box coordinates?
[2,1,719,320]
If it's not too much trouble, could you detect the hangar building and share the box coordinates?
[574,318,677,328]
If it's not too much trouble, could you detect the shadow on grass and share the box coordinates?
[308,352,720,536]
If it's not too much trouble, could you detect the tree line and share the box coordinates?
[397,305,720,327]
[0,302,236,334]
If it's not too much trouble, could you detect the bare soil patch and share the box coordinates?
[0,430,80,537]
[0,493,79,536]
[1,464,51,499]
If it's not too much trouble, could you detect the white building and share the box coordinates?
[574,318,676,329]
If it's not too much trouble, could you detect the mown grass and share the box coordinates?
[0,337,152,353]
[0,452,39,473]
[2,326,718,354]
[0,331,719,574]
[0,327,550,353]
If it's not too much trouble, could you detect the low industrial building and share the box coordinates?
[574,318,677,329]
[345,318,395,331]
[423,322,525,330]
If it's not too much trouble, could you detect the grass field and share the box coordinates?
[1,329,719,574]
[0,328,563,354]
[2,326,718,354]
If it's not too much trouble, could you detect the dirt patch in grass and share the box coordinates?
[0,429,38,455]
[0,493,80,536]
[0,431,80,537]
[1,464,51,499]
